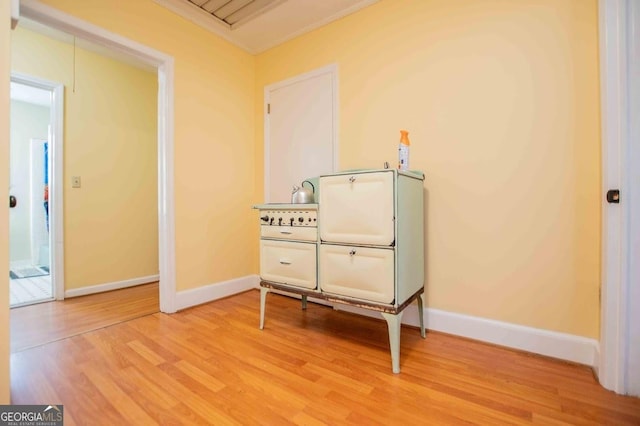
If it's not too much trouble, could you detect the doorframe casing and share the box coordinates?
[10,72,64,301]
[19,0,178,312]
[598,0,640,396]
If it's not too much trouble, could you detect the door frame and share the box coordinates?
[19,0,178,312]
[598,0,640,396]
[10,72,64,301]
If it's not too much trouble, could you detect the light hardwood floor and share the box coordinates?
[10,289,640,425]
[10,282,159,352]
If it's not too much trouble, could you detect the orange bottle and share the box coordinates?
[398,130,410,171]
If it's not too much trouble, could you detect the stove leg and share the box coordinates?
[301,295,307,310]
[417,294,426,338]
[259,287,269,330]
[381,311,403,374]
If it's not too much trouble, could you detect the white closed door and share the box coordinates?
[319,171,395,246]
[319,244,394,303]
[265,65,336,203]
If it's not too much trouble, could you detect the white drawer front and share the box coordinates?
[319,244,394,303]
[319,171,395,246]
[261,225,317,242]
[260,240,317,289]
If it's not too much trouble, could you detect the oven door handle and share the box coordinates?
[279,230,293,235]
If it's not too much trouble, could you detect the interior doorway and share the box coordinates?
[9,75,63,307]
[17,1,176,313]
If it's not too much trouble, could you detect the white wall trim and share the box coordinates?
[175,275,260,311]
[179,278,599,367]
[65,275,160,298]
[19,0,178,313]
[597,0,640,395]
[624,0,640,397]
[334,304,600,368]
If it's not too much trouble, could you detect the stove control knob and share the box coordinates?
[289,218,294,226]
[269,218,274,225]
[298,217,304,223]
[260,215,269,222]
[278,217,283,225]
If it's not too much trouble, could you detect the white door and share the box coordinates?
[599,0,640,397]
[28,138,49,268]
[624,0,640,397]
[265,65,337,203]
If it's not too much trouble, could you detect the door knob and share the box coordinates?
[9,195,16,208]
[606,189,620,204]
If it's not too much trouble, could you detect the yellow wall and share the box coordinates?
[0,0,10,404]
[11,27,159,290]
[256,0,601,338]
[0,0,603,401]
[36,0,256,290]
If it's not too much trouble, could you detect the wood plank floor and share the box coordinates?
[10,282,159,352]
[10,289,640,425]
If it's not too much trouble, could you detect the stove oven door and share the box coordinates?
[319,244,394,303]
[319,171,395,246]
[260,240,317,290]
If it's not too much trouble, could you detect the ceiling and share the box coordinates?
[154,0,380,54]
[13,0,380,89]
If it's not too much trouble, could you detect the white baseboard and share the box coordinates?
[171,276,600,369]
[334,303,599,368]
[175,274,259,311]
[65,274,160,298]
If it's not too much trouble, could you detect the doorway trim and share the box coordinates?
[10,72,63,301]
[20,0,177,312]
[598,0,640,396]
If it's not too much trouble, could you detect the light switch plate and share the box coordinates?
[72,176,81,188]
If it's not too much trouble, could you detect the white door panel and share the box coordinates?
[265,66,336,203]
[599,0,640,396]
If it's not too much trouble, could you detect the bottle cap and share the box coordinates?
[400,130,410,146]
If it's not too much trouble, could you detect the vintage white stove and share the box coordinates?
[254,169,426,373]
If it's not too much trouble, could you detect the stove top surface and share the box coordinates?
[253,203,318,210]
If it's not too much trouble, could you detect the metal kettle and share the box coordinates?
[291,180,315,204]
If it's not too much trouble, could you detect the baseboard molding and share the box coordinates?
[175,275,259,311]
[334,303,599,368]
[175,276,599,368]
[65,274,160,298]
